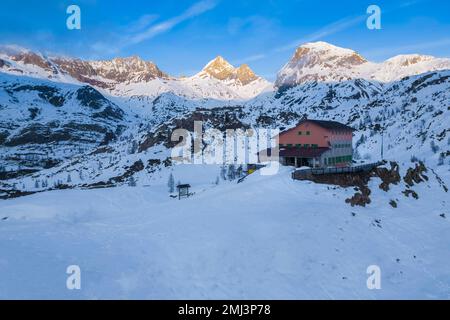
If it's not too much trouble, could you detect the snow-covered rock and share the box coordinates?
[275,41,450,88]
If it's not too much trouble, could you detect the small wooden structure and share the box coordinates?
[176,184,191,200]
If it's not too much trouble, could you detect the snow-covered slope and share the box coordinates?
[372,54,450,82]
[276,41,450,88]
[0,72,131,180]
[186,56,272,99]
[0,165,448,299]
[0,41,449,299]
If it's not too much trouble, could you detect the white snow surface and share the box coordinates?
[0,166,449,299]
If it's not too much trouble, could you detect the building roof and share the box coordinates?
[279,147,330,158]
[280,119,355,135]
[302,119,355,131]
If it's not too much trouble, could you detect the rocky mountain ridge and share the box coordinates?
[0,42,449,196]
[275,41,450,89]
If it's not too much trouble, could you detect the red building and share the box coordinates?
[277,119,355,168]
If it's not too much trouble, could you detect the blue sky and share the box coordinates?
[1,0,450,79]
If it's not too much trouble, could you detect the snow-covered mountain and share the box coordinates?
[0,47,271,101]
[0,72,130,184]
[275,41,450,89]
[183,56,272,100]
[0,41,449,195]
[371,54,450,82]
[198,56,258,85]
[0,41,449,299]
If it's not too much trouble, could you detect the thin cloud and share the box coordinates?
[366,38,450,60]
[235,15,365,64]
[399,0,425,8]
[233,54,267,65]
[227,15,277,36]
[128,0,219,45]
[125,14,159,33]
[275,15,365,53]
[235,0,425,65]
[89,0,219,57]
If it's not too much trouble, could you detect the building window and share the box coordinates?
[304,144,310,148]
[287,144,293,148]
[306,131,311,135]
[298,131,302,135]
[295,144,301,148]
[311,144,318,148]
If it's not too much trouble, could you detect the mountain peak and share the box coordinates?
[384,54,435,67]
[292,41,367,65]
[200,56,261,85]
[207,55,231,65]
[111,55,143,63]
[276,41,450,89]
[300,41,343,50]
[3,49,55,73]
[202,56,235,80]
[275,42,369,88]
[235,64,258,85]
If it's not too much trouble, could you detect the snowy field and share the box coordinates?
[0,167,449,299]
